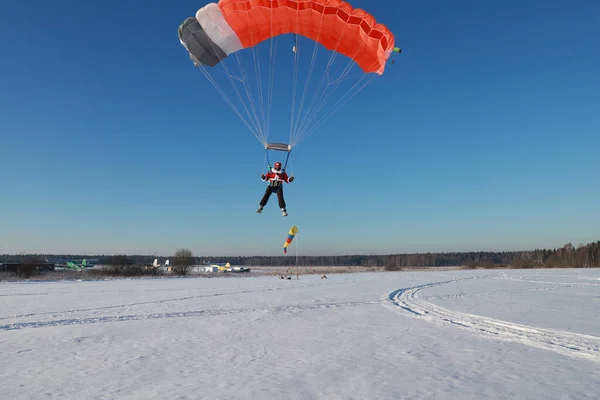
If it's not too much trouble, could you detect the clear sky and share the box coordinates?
[1,0,599,257]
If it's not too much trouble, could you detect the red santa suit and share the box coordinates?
[257,164,294,216]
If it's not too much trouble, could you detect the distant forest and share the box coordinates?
[2,240,599,269]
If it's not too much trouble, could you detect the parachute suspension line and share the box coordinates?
[288,6,302,147]
[197,67,261,142]
[234,51,265,146]
[318,56,383,121]
[199,36,259,136]
[293,35,373,145]
[294,16,376,146]
[251,34,267,141]
[247,8,269,144]
[298,73,378,143]
[202,9,267,148]
[290,9,327,146]
[294,46,341,145]
[239,11,261,139]
[308,38,369,119]
[291,17,355,146]
[319,56,384,124]
[294,76,375,146]
[265,3,278,146]
[197,35,266,145]
[292,17,357,145]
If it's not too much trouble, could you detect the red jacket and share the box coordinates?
[262,168,291,185]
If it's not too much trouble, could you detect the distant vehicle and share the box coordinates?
[198,262,252,273]
[230,266,251,273]
[207,263,251,273]
[45,258,98,271]
[152,259,170,268]
[46,258,98,265]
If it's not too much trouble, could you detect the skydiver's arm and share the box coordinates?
[283,173,294,183]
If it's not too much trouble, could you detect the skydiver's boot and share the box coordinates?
[281,208,288,217]
[256,206,263,214]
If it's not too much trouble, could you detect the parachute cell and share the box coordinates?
[284,225,298,253]
[195,3,244,55]
[178,16,229,67]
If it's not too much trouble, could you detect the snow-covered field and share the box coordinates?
[1,268,599,399]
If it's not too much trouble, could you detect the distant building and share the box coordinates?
[0,262,55,272]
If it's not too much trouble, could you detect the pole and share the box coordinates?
[295,232,299,279]
[295,232,299,266]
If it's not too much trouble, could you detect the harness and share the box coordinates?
[262,143,293,192]
[265,146,291,174]
[267,170,285,190]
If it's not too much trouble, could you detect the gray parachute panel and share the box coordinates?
[178,17,227,67]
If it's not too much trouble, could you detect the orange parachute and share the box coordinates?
[179,1,401,154]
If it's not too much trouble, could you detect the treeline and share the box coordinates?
[2,241,599,270]
[195,241,600,269]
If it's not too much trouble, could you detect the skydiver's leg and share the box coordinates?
[260,187,274,207]
[277,188,286,209]
[257,187,273,213]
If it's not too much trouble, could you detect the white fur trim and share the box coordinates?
[195,3,243,55]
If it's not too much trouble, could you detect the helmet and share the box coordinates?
[274,161,282,170]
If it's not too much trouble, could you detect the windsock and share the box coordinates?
[283,225,298,253]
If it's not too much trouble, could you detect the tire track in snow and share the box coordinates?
[500,277,600,287]
[0,300,382,332]
[0,278,373,320]
[0,286,297,321]
[386,277,600,363]
[0,276,374,321]
[421,284,568,301]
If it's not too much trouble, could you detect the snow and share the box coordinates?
[1,268,599,399]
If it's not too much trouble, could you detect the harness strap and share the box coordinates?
[265,148,292,173]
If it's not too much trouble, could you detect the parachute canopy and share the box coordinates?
[179,1,397,74]
[284,225,298,253]
[178,0,400,151]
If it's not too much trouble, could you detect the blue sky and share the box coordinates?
[1,0,599,256]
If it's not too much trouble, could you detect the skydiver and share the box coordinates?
[256,161,294,216]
